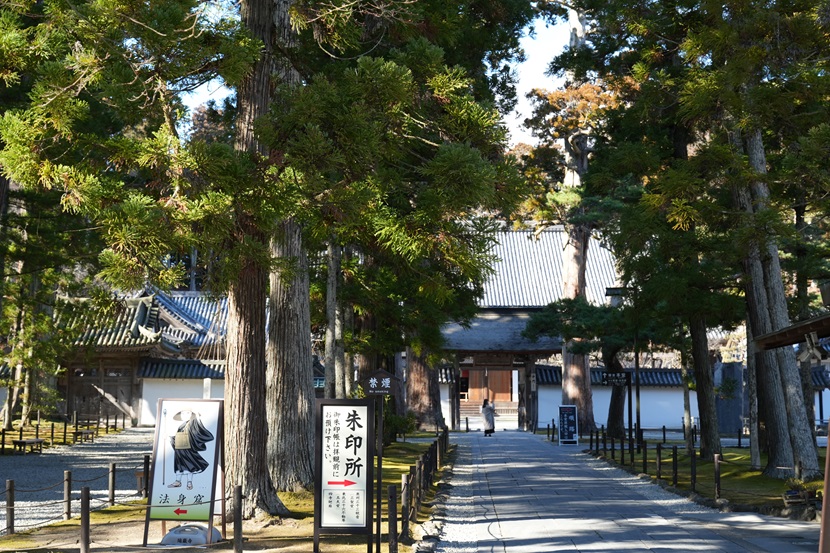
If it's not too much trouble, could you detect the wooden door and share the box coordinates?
[468,370,486,403]
[490,370,512,402]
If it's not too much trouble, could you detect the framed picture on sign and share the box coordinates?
[146,399,223,525]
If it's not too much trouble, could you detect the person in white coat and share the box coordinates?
[481,399,496,437]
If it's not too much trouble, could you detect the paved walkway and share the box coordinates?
[431,431,821,553]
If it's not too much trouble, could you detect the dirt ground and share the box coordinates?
[0,503,420,552]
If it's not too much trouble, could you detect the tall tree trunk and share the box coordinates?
[406,347,444,431]
[559,6,596,434]
[226,263,285,516]
[228,0,286,517]
[730,125,801,479]
[561,223,596,434]
[794,204,816,437]
[690,313,720,459]
[746,127,820,479]
[746,321,761,470]
[602,344,626,439]
[343,303,354,396]
[681,350,694,454]
[267,219,315,491]
[324,240,340,398]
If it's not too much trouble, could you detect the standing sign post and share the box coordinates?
[558,405,579,446]
[361,369,399,553]
[143,399,224,546]
[314,399,375,553]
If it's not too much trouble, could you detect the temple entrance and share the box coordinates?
[464,369,514,404]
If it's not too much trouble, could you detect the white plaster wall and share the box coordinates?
[139,379,224,426]
[816,389,830,426]
[539,386,699,430]
[439,384,700,431]
[440,382,450,425]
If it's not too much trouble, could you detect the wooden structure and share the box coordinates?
[440,229,618,430]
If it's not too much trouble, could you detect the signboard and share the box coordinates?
[314,399,374,539]
[144,399,223,545]
[602,372,629,387]
[558,405,578,445]
[361,369,398,396]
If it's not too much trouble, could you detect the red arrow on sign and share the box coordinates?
[327,479,357,487]
[174,508,188,516]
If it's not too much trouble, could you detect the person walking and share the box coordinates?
[481,398,496,437]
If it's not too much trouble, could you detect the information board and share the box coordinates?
[314,399,374,538]
[558,405,578,445]
[143,399,224,546]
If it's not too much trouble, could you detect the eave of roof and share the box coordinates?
[754,312,830,350]
[442,309,562,354]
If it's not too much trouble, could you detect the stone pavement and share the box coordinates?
[429,431,821,553]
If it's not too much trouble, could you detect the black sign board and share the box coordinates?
[602,372,629,386]
[558,405,578,445]
[361,369,399,397]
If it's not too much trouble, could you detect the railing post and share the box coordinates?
[401,474,410,538]
[388,485,398,553]
[610,436,616,461]
[415,459,423,515]
[602,428,607,456]
[5,479,14,535]
[64,470,72,520]
[656,443,663,480]
[691,448,697,493]
[662,425,666,444]
[234,486,243,553]
[143,454,151,498]
[642,441,648,474]
[621,436,626,465]
[714,453,722,500]
[1,428,5,454]
[109,463,117,506]
[80,487,90,553]
[671,446,678,487]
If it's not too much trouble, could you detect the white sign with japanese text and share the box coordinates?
[318,402,372,529]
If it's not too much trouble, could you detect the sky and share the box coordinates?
[504,19,570,147]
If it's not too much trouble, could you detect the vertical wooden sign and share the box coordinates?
[314,399,374,553]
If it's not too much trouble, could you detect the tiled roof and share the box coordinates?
[138,356,327,388]
[480,229,618,308]
[536,365,691,387]
[155,291,227,347]
[66,296,163,351]
[442,309,562,353]
[139,358,226,379]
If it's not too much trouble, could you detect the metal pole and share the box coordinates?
[376,397,383,553]
[64,470,72,520]
[109,463,116,506]
[635,330,641,453]
[388,485,398,553]
[234,486,243,553]
[5,480,13,535]
[80,487,90,553]
[143,454,150,498]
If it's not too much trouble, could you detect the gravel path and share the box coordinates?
[0,427,155,535]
